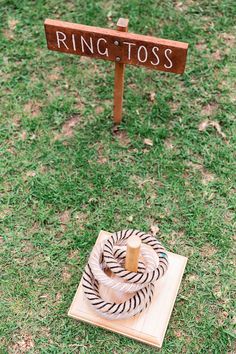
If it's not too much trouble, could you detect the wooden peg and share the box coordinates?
[113,18,129,125]
[125,235,141,272]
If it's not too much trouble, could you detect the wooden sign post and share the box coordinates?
[44,18,188,125]
[114,18,129,125]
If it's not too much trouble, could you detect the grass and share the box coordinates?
[0,0,235,353]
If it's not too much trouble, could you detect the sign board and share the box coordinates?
[44,18,188,124]
[45,19,188,75]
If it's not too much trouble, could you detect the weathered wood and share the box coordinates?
[44,19,188,74]
[113,18,128,124]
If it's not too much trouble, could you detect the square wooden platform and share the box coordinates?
[68,230,188,348]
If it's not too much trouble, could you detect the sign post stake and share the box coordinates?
[113,18,129,125]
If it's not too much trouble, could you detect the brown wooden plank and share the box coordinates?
[44,19,188,74]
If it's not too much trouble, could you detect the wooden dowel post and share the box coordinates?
[113,18,129,125]
[125,235,141,272]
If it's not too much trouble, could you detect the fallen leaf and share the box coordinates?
[55,292,62,303]
[107,10,112,21]
[201,103,218,116]
[198,120,227,141]
[164,138,174,149]
[144,138,153,146]
[26,171,36,177]
[127,215,133,222]
[207,193,215,201]
[30,134,36,140]
[149,92,156,102]
[212,49,221,60]
[210,121,227,140]
[20,130,27,141]
[175,2,188,11]
[198,120,209,131]
[150,224,160,236]
[8,18,19,30]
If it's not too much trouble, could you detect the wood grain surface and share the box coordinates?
[44,19,188,74]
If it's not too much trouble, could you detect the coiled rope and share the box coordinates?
[82,229,169,320]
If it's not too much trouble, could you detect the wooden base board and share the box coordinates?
[68,230,188,348]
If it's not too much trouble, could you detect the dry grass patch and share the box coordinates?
[196,42,207,51]
[47,66,62,81]
[62,266,71,282]
[24,101,42,117]
[113,129,131,146]
[59,210,71,231]
[74,211,88,227]
[219,33,235,47]
[96,143,108,164]
[54,115,81,140]
[186,161,216,184]
[9,333,34,354]
[95,105,104,114]
[68,250,80,259]
[201,103,218,116]
[200,243,217,257]
[0,207,12,219]
[130,175,156,189]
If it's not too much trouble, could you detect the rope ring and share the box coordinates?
[82,229,169,320]
[103,229,168,284]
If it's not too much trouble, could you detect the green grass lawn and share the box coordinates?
[0,0,235,353]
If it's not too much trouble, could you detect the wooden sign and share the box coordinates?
[44,18,188,124]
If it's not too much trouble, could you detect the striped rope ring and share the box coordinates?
[82,229,168,320]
